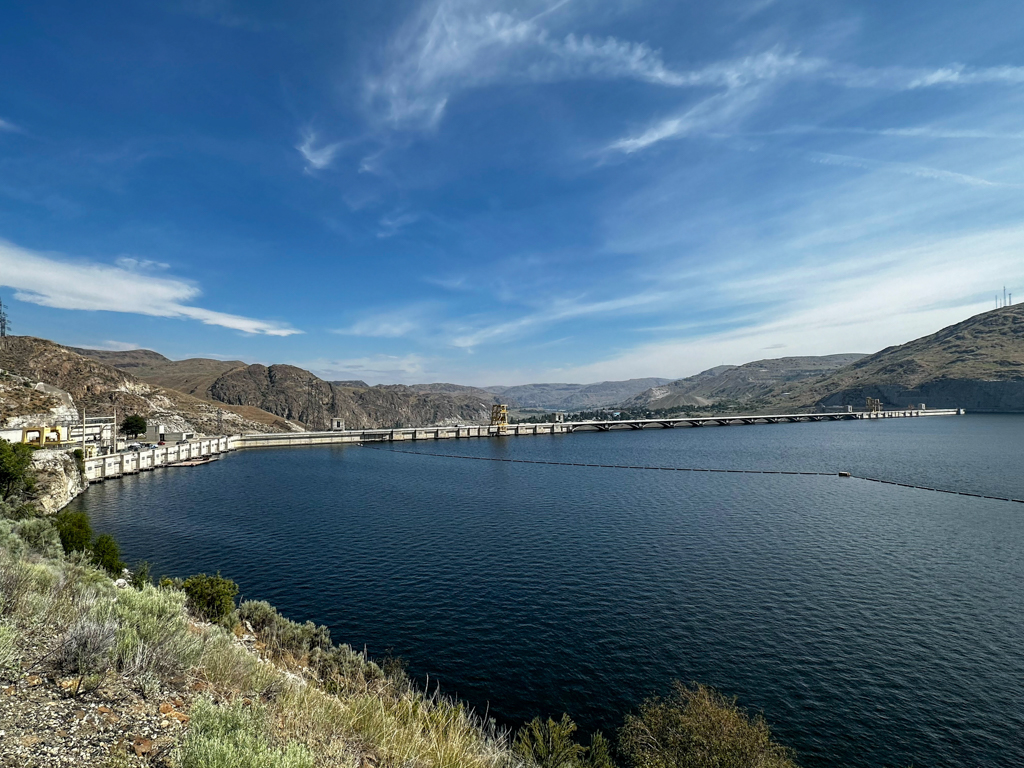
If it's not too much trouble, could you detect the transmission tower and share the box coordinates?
[0,297,8,338]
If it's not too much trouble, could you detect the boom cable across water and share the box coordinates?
[359,444,1024,504]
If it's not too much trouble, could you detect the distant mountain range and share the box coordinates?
[485,379,673,411]
[2,305,1022,436]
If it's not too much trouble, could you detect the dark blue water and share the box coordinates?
[70,415,1024,767]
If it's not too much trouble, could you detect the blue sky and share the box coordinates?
[1,0,1022,385]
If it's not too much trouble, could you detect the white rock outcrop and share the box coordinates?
[29,450,88,515]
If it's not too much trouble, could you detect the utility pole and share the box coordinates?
[82,409,87,454]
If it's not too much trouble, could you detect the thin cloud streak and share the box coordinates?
[297,132,344,170]
[808,151,1013,188]
[0,240,301,336]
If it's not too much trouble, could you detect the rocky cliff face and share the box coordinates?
[209,364,491,429]
[0,338,296,434]
[29,450,87,515]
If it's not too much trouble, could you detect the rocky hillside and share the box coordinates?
[624,355,865,410]
[209,364,492,429]
[487,378,673,410]
[72,348,496,429]
[783,306,1024,412]
[0,337,295,434]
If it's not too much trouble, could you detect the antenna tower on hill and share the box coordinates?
[0,298,8,338]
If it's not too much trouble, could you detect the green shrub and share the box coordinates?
[55,510,93,553]
[0,439,34,501]
[183,572,239,623]
[618,682,799,768]
[91,534,126,575]
[515,714,588,768]
[130,561,152,588]
[238,600,331,656]
[72,448,86,476]
[178,697,314,768]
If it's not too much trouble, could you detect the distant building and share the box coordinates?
[330,418,346,431]
[145,424,195,443]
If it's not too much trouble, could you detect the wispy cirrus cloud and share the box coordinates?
[364,0,817,130]
[297,132,344,171]
[448,290,668,349]
[0,240,301,336]
[807,151,1015,188]
[0,118,19,133]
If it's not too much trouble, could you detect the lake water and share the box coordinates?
[69,414,1024,767]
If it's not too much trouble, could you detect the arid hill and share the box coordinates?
[0,337,294,433]
[69,347,247,399]
[781,305,1024,412]
[624,355,866,410]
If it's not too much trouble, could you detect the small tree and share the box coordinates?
[120,414,147,439]
[92,534,126,575]
[0,438,35,500]
[55,510,93,553]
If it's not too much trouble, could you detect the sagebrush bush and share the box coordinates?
[183,572,238,623]
[15,517,63,559]
[0,555,32,617]
[54,616,117,675]
[109,584,201,677]
[178,697,314,768]
[0,621,17,672]
[618,682,798,768]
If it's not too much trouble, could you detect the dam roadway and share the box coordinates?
[81,408,962,482]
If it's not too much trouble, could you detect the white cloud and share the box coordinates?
[0,118,18,133]
[448,290,667,348]
[365,0,817,130]
[906,64,1024,89]
[377,211,420,238]
[115,256,171,270]
[297,132,343,170]
[808,151,1012,188]
[76,340,143,352]
[608,87,764,153]
[333,314,421,338]
[0,240,301,336]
